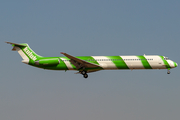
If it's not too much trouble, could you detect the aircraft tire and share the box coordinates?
[81,71,87,75]
[83,74,88,78]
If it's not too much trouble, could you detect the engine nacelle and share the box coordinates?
[35,58,60,66]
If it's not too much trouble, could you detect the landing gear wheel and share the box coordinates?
[83,74,88,78]
[81,71,87,75]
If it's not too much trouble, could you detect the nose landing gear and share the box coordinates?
[167,69,170,74]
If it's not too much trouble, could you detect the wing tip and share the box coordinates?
[5,41,11,44]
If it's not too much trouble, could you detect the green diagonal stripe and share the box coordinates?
[159,56,171,68]
[107,56,129,69]
[60,57,76,69]
[137,56,152,69]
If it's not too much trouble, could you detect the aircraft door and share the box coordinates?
[158,59,163,65]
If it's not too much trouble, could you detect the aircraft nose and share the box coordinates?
[174,62,178,67]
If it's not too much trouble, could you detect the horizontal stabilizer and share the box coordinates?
[5,42,26,47]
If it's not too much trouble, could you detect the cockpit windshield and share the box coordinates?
[164,57,169,60]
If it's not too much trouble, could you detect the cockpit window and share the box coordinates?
[164,57,169,60]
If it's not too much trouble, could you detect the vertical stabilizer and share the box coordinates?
[6,42,42,64]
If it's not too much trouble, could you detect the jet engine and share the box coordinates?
[35,58,60,66]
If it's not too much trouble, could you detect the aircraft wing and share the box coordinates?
[61,52,101,70]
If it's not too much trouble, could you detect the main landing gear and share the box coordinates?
[81,70,88,78]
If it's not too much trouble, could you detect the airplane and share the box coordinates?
[6,42,178,78]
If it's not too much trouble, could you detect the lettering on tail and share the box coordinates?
[23,47,37,61]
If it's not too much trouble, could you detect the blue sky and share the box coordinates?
[1,0,180,120]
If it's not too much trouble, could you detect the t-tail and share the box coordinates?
[6,42,42,64]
